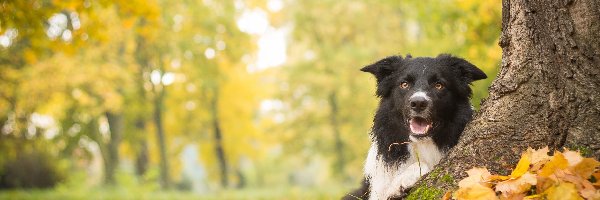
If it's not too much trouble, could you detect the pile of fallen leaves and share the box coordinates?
[451,147,600,200]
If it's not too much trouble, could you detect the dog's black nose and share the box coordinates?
[410,96,429,111]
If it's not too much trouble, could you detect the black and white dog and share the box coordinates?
[345,54,487,200]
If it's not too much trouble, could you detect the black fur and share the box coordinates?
[343,54,486,199]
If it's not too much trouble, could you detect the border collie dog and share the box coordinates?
[345,54,486,200]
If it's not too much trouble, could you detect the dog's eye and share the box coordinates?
[400,82,409,89]
[435,83,444,90]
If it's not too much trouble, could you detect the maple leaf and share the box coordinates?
[545,182,584,200]
[539,151,569,177]
[536,176,558,194]
[571,158,600,179]
[454,184,499,200]
[499,193,525,200]
[495,172,537,195]
[453,147,598,200]
[580,189,600,200]
[511,150,531,178]
[553,170,600,200]
[530,147,550,164]
[459,167,493,188]
[488,175,511,182]
[563,148,584,167]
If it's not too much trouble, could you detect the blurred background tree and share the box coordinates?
[0,0,500,198]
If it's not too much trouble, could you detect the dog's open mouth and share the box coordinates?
[409,117,432,135]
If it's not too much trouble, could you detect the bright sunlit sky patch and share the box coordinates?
[236,0,287,73]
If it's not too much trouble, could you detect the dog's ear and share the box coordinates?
[438,54,487,83]
[361,55,403,97]
[360,56,402,82]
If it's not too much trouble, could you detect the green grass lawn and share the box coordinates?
[0,186,353,200]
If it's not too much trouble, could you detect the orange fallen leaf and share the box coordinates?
[496,172,537,195]
[459,167,493,188]
[499,193,525,200]
[580,189,600,200]
[539,151,569,177]
[454,184,499,200]
[442,191,452,200]
[536,176,556,193]
[488,175,511,182]
[453,147,598,200]
[571,158,600,179]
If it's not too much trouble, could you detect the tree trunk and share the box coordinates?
[104,112,123,185]
[211,89,230,188]
[153,87,171,189]
[329,92,346,178]
[408,0,600,196]
[134,116,149,177]
[133,27,150,179]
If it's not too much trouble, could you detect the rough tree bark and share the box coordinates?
[407,0,600,197]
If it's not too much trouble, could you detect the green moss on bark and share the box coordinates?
[441,173,454,184]
[405,186,444,200]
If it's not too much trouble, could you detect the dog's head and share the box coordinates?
[361,54,486,139]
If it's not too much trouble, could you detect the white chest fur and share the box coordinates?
[364,138,444,200]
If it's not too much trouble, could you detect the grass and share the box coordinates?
[0,186,351,200]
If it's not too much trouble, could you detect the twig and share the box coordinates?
[388,141,411,152]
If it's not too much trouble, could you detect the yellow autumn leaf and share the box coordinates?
[545,182,584,200]
[495,172,537,195]
[511,150,531,178]
[488,175,511,182]
[499,193,525,200]
[454,184,499,200]
[539,151,569,177]
[571,158,600,179]
[530,147,551,171]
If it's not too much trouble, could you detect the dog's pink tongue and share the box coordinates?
[410,118,431,134]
